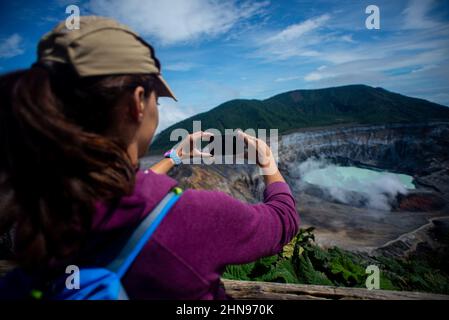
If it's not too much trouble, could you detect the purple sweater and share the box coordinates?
[91,169,300,299]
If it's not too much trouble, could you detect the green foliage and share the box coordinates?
[222,262,254,281]
[376,253,449,294]
[295,254,333,286]
[325,248,367,287]
[222,227,449,295]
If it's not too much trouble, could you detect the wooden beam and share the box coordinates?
[221,279,449,300]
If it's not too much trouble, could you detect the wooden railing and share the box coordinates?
[222,279,449,300]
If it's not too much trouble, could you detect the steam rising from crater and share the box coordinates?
[296,158,414,211]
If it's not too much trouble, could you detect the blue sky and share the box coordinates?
[1,0,448,131]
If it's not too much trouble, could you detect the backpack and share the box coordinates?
[0,187,183,300]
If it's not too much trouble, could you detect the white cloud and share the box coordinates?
[264,14,329,44]
[402,0,440,30]
[340,34,354,43]
[87,0,269,45]
[302,28,449,84]
[304,72,328,82]
[274,75,301,82]
[164,62,198,72]
[0,34,25,59]
[156,101,198,133]
[317,65,327,71]
[252,14,334,61]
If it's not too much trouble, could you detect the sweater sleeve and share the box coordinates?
[176,181,300,268]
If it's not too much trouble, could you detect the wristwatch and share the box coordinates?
[164,148,182,165]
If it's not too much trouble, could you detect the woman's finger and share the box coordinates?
[239,130,257,141]
[246,136,257,149]
[237,130,256,148]
[198,151,214,158]
[202,131,214,138]
[190,131,204,141]
[190,131,213,144]
[186,131,204,151]
[192,130,212,137]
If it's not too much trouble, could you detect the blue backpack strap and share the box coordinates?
[107,187,183,278]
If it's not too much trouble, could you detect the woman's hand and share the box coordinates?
[175,131,214,161]
[237,130,285,184]
[149,131,213,174]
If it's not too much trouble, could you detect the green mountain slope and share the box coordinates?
[151,84,449,152]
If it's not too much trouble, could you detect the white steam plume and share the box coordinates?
[296,158,409,211]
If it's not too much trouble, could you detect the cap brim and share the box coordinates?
[156,74,177,101]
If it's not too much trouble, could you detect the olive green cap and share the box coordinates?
[37,16,176,101]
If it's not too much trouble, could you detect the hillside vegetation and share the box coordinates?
[222,228,449,295]
[151,84,449,152]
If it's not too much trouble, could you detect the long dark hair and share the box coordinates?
[0,63,156,269]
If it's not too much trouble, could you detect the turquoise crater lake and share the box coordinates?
[302,166,416,192]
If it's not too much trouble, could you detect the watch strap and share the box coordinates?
[164,148,182,165]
